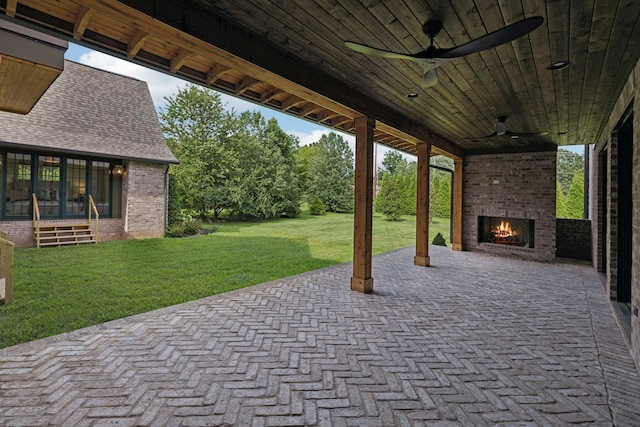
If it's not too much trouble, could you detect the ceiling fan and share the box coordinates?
[467,116,548,140]
[345,16,543,88]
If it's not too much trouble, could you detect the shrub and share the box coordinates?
[309,197,326,216]
[166,224,185,238]
[166,215,204,237]
[182,216,202,235]
[432,232,447,246]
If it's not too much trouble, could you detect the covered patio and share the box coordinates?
[1,246,639,425]
[1,2,640,423]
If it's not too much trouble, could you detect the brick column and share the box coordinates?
[414,141,431,266]
[351,116,374,293]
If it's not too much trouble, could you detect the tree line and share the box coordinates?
[161,84,354,226]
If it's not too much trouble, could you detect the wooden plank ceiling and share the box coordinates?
[2,0,639,157]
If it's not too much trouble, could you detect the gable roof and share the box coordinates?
[0,60,177,164]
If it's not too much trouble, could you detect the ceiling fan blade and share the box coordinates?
[345,41,418,61]
[421,68,438,87]
[508,131,549,138]
[464,132,498,140]
[441,16,544,58]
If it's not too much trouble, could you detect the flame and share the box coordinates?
[491,221,516,238]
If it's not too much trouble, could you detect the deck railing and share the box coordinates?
[32,193,41,247]
[88,195,99,243]
[0,230,15,305]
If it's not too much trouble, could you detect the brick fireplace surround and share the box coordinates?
[462,151,557,262]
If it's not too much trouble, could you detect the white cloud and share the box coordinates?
[287,129,335,146]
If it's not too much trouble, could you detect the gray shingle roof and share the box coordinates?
[0,60,177,163]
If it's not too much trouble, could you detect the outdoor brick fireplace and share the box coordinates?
[478,216,535,248]
[462,151,556,261]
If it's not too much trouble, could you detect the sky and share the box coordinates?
[64,43,583,164]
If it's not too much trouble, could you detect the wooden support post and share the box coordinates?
[351,116,375,293]
[0,231,14,305]
[452,157,464,251]
[414,141,431,266]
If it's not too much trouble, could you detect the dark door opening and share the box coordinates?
[616,112,633,303]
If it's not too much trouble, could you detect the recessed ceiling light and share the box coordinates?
[510,134,520,139]
[406,92,419,99]
[547,61,570,71]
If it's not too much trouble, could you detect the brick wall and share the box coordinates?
[0,161,167,247]
[462,151,556,262]
[556,219,592,260]
[122,161,168,239]
[587,61,640,370]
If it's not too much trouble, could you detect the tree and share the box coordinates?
[167,173,181,226]
[375,179,405,221]
[306,132,354,212]
[294,144,320,195]
[556,182,568,218]
[431,170,451,219]
[565,170,584,219]
[161,84,302,220]
[230,114,301,218]
[160,84,240,219]
[379,150,408,181]
[557,148,584,195]
[399,162,417,215]
[430,155,453,219]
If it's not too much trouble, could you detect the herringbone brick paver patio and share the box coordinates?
[1,246,639,426]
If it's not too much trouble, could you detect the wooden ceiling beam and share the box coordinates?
[73,6,96,40]
[235,76,259,95]
[281,95,306,111]
[10,0,459,157]
[127,29,149,58]
[115,0,459,157]
[170,48,193,73]
[260,88,283,104]
[301,103,324,117]
[206,63,231,85]
[333,117,353,128]
[318,111,341,123]
[5,0,16,17]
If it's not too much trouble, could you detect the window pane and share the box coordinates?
[92,161,110,216]
[66,159,87,216]
[5,153,31,217]
[37,156,61,217]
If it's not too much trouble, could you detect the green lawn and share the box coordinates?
[0,210,451,349]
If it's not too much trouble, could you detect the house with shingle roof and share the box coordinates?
[0,60,177,247]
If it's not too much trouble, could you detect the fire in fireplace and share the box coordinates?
[478,216,535,248]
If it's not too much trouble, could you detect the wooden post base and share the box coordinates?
[351,277,374,293]
[452,243,463,251]
[414,255,431,267]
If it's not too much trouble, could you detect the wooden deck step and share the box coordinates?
[34,223,97,247]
